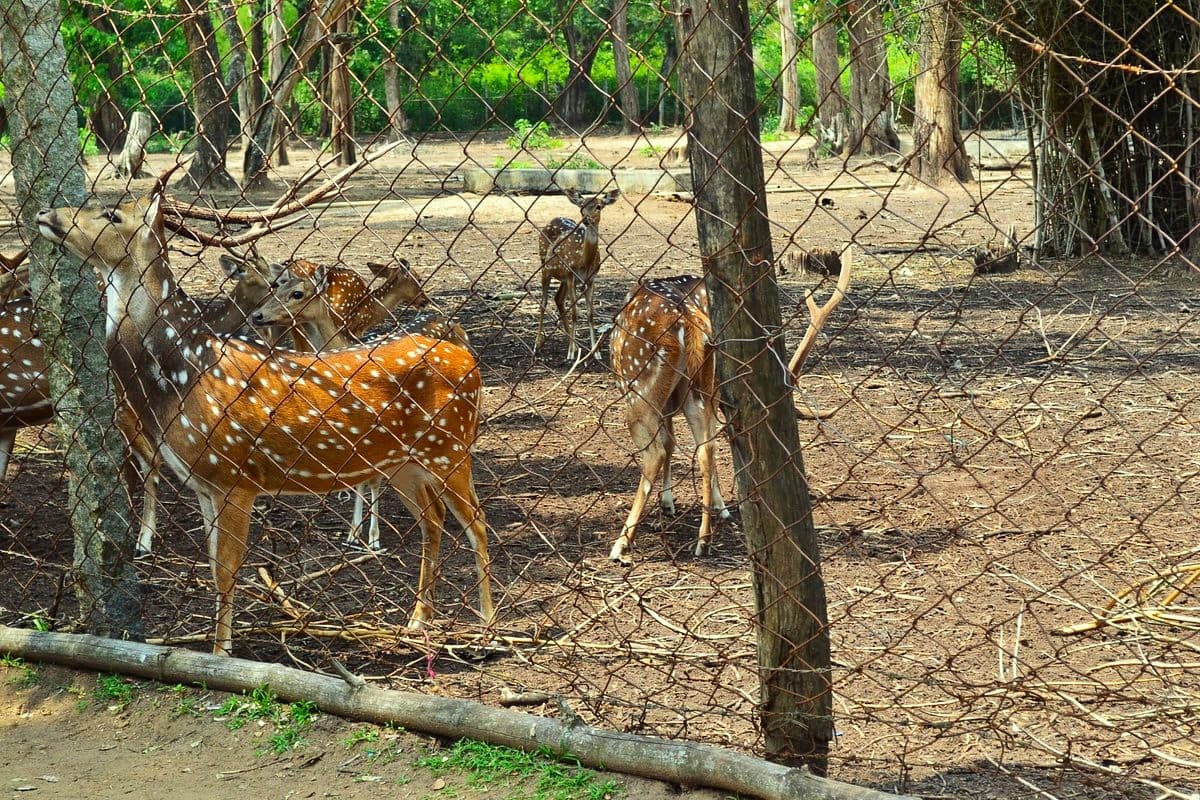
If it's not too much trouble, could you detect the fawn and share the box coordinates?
[534,189,619,363]
[37,190,494,655]
[609,254,851,563]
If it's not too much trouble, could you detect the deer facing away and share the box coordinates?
[609,253,851,563]
[37,191,495,655]
[534,189,619,363]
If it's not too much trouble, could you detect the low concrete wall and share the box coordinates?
[460,167,692,195]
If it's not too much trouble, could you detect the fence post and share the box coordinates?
[0,0,142,640]
[675,0,834,774]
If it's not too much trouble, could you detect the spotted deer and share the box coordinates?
[250,257,430,350]
[534,189,619,363]
[37,190,494,655]
[1,253,278,558]
[609,254,851,563]
[247,259,451,550]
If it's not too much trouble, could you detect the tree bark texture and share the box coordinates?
[216,0,255,151]
[244,0,351,188]
[179,0,238,190]
[0,627,915,800]
[382,0,410,141]
[328,14,356,165]
[777,0,801,132]
[550,8,606,132]
[811,0,845,129]
[0,0,142,641]
[114,110,153,179]
[912,0,970,184]
[610,0,642,133]
[675,0,834,775]
[845,0,899,155]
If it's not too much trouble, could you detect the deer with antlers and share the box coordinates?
[1,252,278,552]
[37,184,494,655]
[534,189,619,364]
[608,251,851,563]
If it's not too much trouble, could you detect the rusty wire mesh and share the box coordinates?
[1,0,1199,798]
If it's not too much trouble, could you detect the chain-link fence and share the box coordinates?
[1,0,1199,797]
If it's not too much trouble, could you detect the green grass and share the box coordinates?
[493,156,536,170]
[548,154,603,170]
[343,726,381,749]
[506,118,562,151]
[94,674,135,710]
[1,654,38,688]
[216,685,317,754]
[415,740,621,800]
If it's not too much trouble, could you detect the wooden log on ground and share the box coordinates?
[0,625,916,800]
[113,111,153,179]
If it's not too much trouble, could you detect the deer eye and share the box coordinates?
[290,289,305,300]
[102,209,122,223]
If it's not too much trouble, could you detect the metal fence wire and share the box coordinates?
[1,0,1199,798]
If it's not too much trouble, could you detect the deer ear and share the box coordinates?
[218,254,244,279]
[603,190,619,205]
[565,189,582,206]
[143,193,162,226]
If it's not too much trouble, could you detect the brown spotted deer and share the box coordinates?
[247,259,455,550]
[37,191,494,655]
[534,189,619,363]
[608,253,851,563]
[250,257,430,350]
[1,253,278,557]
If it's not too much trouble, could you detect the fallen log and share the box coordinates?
[0,625,914,800]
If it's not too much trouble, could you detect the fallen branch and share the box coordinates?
[0,625,915,800]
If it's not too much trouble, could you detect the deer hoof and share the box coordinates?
[694,540,710,557]
[608,540,633,565]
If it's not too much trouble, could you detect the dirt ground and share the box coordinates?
[2,129,1199,799]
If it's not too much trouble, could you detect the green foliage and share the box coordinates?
[216,684,280,730]
[493,156,536,169]
[94,674,134,710]
[1,654,38,688]
[415,740,622,800]
[216,686,317,755]
[343,727,381,749]
[507,118,562,150]
[548,154,603,170]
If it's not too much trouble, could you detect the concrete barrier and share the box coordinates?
[460,167,692,195]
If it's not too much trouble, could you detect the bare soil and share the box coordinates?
[2,129,1198,799]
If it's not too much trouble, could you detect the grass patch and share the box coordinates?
[216,685,317,754]
[416,739,621,800]
[506,118,562,150]
[343,726,381,749]
[94,674,135,710]
[493,156,536,170]
[548,154,604,170]
[1,654,38,688]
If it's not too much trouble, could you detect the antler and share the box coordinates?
[787,246,852,378]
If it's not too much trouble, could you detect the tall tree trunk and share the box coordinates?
[382,0,409,141]
[912,0,970,184]
[811,0,845,130]
[0,0,142,640]
[328,17,356,165]
[244,0,350,189]
[657,18,680,126]
[179,0,238,190]
[268,0,290,167]
[845,0,899,155]
[76,3,127,151]
[216,0,254,152]
[610,0,642,133]
[550,10,605,131]
[246,0,266,149]
[777,0,801,132]
[675,0,833,775]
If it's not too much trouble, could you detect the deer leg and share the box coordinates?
[347,479,384,550]
[129,450,160,556]
[534,271,553,352]
[659,416,677,515]
[683,396,728,557]
[199,489,254,656]
[610,410,672,563]
[584,280,601,361]
[441,467,495,627]
[391,474,445,629]
[0,429,13,480]
[554,276,577,363]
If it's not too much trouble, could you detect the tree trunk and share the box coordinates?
[114,111,153,179]
[328,18,356,166]
[267,0,289,167]
[550,10,605,132]
[179,0,238,190]
[845,0,899,155]
[0,0,142,641]
[777,0,801,132]
[811,0,845,130]
[246,0,266,149]
[382,0,409,141]
[657,18,680,126]
[77,2,126,152]
[244,0,350,189]
[610,0,642,133]
[216,0,254,152]
[675,0,833,775]
[912,0,970,184]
